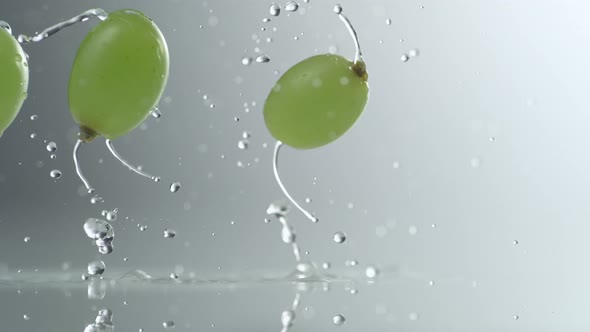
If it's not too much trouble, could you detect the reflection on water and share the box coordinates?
[0,265,429,332]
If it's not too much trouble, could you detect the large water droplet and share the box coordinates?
[333,314,346,325]
[256,55,271,63]
[46,142,57,152]
[270,3,281,16]
[87,260,106,276]
[163,321,175,328]
[333,231,346,243]
[285,1,299,12]
[50,169,62,179]
[170,182,181,193]
[333,4,343,14]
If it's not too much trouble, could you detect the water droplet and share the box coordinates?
[241,56,252,66]
[87,260,106,276]
[333,4,343,14]
[23,236,31,243]
[164,229,176,238]
[139,225,148,232]
[428,280,435,286]
[50,169,62,179]
[513,315,520,320]
[263,18,271,23]
[256,54,270,63]
[305,197,312,203]
[106,210,117,221]
[237,140,249,150]
[30,115,38,120]
[385,18,391,25]
[513,240,519,245]
[267,201,290,217]
[281,310,295,328]
[242,131,251,139]
[333,231,346,243]
[401,54,409,62]
[333,314,346,325]
[270,3,281,16]
[170,182,181,193]
[23,314,30,320]
[45,142,57,152]
[285,1,299,12]
[163,320,175,328]
[365,266,379,278]
[151,107,162,118]
[322,262,331,269]
[30,133,37,139]
[409,48,420,57]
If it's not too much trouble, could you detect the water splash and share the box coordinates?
[73,140,95,193]
[105,139,159,182]
[272,141,318,222]
[17,8,108,44]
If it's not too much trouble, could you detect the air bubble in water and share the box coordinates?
[333,314,346,325]
[163,321,175,328]
[401,54,409,62]
[270,3,281,16]
[333,4,343,14]
[256,55,270,63]
[385,18,392,25]
[88,260,106,276]
[285,1,299,12]
[333,231,346,243]
[24,236,31,243]
[170,182,181,193]
[50,169,62,179]
[46,142,57,152]
[164,229,176,238]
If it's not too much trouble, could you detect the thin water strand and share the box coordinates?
[278,216,301,262]
[73,140,94,193]
[0,20,12,34]
[335,7,363,64]
[280,292,302,332]
[17,8,108,44]
[105,139,159,182]
[272,141,318,222]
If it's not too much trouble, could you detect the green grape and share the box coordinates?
[0,25,29,137]
[68,9,169,141]
[263,54,368,149]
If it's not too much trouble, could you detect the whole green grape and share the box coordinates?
[0,25,29,137]
[263,54,368,149]
[68,9,169,141]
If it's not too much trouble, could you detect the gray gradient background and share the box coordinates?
[0,0,588,331]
